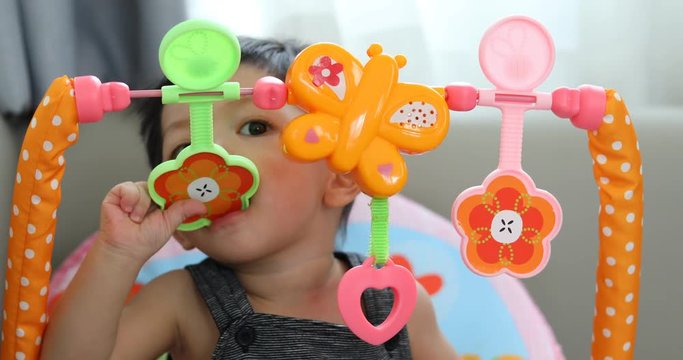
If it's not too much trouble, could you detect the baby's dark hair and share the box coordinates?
[138,36,353,237]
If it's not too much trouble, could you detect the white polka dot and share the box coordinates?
[52,209,57,219]
[606,307,616,316]
[624,190,634,200]
[52,115,62,126]
[612,141,622,150]
[9,227,13,238]
[35,336,42,345]
[626,213,636,223]
[19,301,29,311]
[602,227,612,237]
[40,286,48,296]
[604,278,613,287]
[614,93,622,101]
[67,133,77,142]
[626,315,634,324]
[602,328,612,338]
[623,341,631,351]
[626,242,635,252]
[51,179,59,190]
[628,264,636,274]
[596,154,607,164]
[42,96,50,106]
[31,195,41,205]
[20,277,29,287]
[43,140,53,151]
[22,149,29,161]
[58,155,65,166]
[45,262,51,272]
[30,117,37,128]
[27,224,36,234]
[606,257,616,266]
[625,114,631,124]
[592,130,598,136]
[16,351,26,360]
[625,292,634,303]
[7,259,11,269]
[603,114,614,124]
[636,141,640,150]
[13,204,19,216]
[604,357,613,360]
[16,172,21,183]
[69,89,75,97]
[621,162,631,172]
[16,328,24,337]
[46,234,53,244]
[35,169,42,180]
[40,314,47,323]
[639,165,643,175]
[25,249,35,259]
[600,177,609,184]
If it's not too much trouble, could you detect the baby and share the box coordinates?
[41,37,457,359]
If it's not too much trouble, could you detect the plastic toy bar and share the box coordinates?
[73,74,287,123]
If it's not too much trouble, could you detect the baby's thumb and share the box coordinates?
[160,199,207,234]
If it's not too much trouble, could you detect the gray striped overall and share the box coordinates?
[186,252,412,359]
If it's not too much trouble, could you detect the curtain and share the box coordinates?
[0,0,186,118]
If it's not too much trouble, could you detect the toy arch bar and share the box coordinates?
[73,75,288,124]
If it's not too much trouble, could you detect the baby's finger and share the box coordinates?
[117,181,141,214]
[156,199,207,236]
[130,181,152,223]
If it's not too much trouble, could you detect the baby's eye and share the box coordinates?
[239,120,270,136]
[170,143,190,159]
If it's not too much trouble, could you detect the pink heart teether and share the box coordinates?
[337,257,417,345]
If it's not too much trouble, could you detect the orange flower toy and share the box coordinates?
[283,43,450,345]
[445,16,607,278]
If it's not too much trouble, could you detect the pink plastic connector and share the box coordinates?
[252,76,287,110]
[551,85,606,131]
[74,76,132,123]
[445,83,479,111]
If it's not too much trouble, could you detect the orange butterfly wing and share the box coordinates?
[283,43,364,162]
[286,43,364,115]
[379,83,450,154]
[356,83,450,196]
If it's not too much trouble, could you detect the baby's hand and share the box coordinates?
[97,181,206,264]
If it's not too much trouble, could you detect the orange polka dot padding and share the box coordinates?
[590,89,642,359]
[1,77,79,360]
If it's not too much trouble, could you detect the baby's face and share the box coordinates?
[160,65,336,264]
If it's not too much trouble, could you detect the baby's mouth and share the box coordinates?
[207,194,256,231]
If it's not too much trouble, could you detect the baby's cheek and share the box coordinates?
[261,160,326,211]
